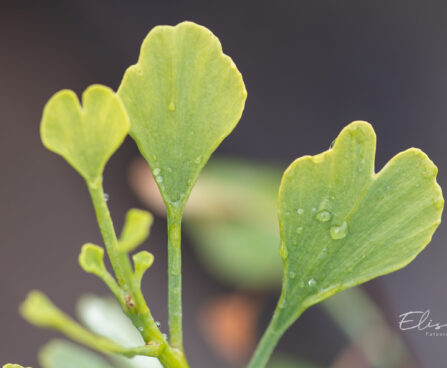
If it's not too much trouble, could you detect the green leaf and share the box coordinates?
[118,209,153,252]
[39,339,114,368]
[118,21,247,209]
[132,251,154,282]
[79,243,106,276]
[20,290,65,328]
[277,121,443,327]
[3,364,31,368]
[40,85,129,185]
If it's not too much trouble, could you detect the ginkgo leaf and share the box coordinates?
[41,85,129,185]
[275,121,443,332]
[133,251,154,283]
[79,243,106,276]
[118,21,247,209]
[118,209,153,253]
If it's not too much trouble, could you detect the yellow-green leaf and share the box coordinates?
[118,21,247,209]
[79,243,106,276]
[276,121,443,330]
[20,291,65,328]
[41,85,129,185]
[3,364,31,368]
[133,251,154,283]
[118,209,153,252]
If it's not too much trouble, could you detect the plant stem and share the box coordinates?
[247,293,298,368]
[87,180,189,368]
[167,206,184,350]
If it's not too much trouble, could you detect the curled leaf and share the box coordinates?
[119,209,153,252]
[133,251,154,282]
[40,85,129,185]
[275,121,443,330]
[79,243,106,276]
[20,291,64,328]
[118,21,247,209]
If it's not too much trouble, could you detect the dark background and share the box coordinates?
[1,0,446,366]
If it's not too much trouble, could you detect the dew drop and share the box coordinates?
[289,271,296,279]
[138,326,144,332]
[162,333,167,340]
[296,226,303,234]
[307,278,316,287]
[312,207,316,212]
[297,208,304,215]
[280,298,288,309]
[316,210,332,222]
[330,221,348,240]
[279,242,288,260]
[155,321,161,328]
[153,168,161,176]
[194,156,201,164]
[156,176,163,183]
[168,102,176,111]
[103,193,109,202]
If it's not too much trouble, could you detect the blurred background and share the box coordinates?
[1,1,447,367]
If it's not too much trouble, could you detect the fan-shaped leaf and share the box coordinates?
[118,21,247,209]
[276,121,443,330]
[41,85,129,185]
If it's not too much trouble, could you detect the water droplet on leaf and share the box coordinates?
[153,168,161,176]
[289,271,296,279]
[279,242,288,259]
[104,193,109,202]
[296,226,303,234]
[330,221,348,240]
[297,208,304,215]
[316,210,332,222]
[307,278,316,287]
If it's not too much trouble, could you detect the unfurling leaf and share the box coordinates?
[275,121,443,331]
[133,251,155,283]
[118,21,247,210]
[79,243,106,276]
[40,85,129,185]
[20,291,65,328]
[118,209,153,252]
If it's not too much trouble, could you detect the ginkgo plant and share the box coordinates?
[4,21,443,368]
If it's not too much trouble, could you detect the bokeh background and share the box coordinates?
[1,1,447,367]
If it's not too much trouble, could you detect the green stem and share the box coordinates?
[247,312,283,368]
[87,180,188,368]
[247,293,300,368]
[167,206,184,350]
